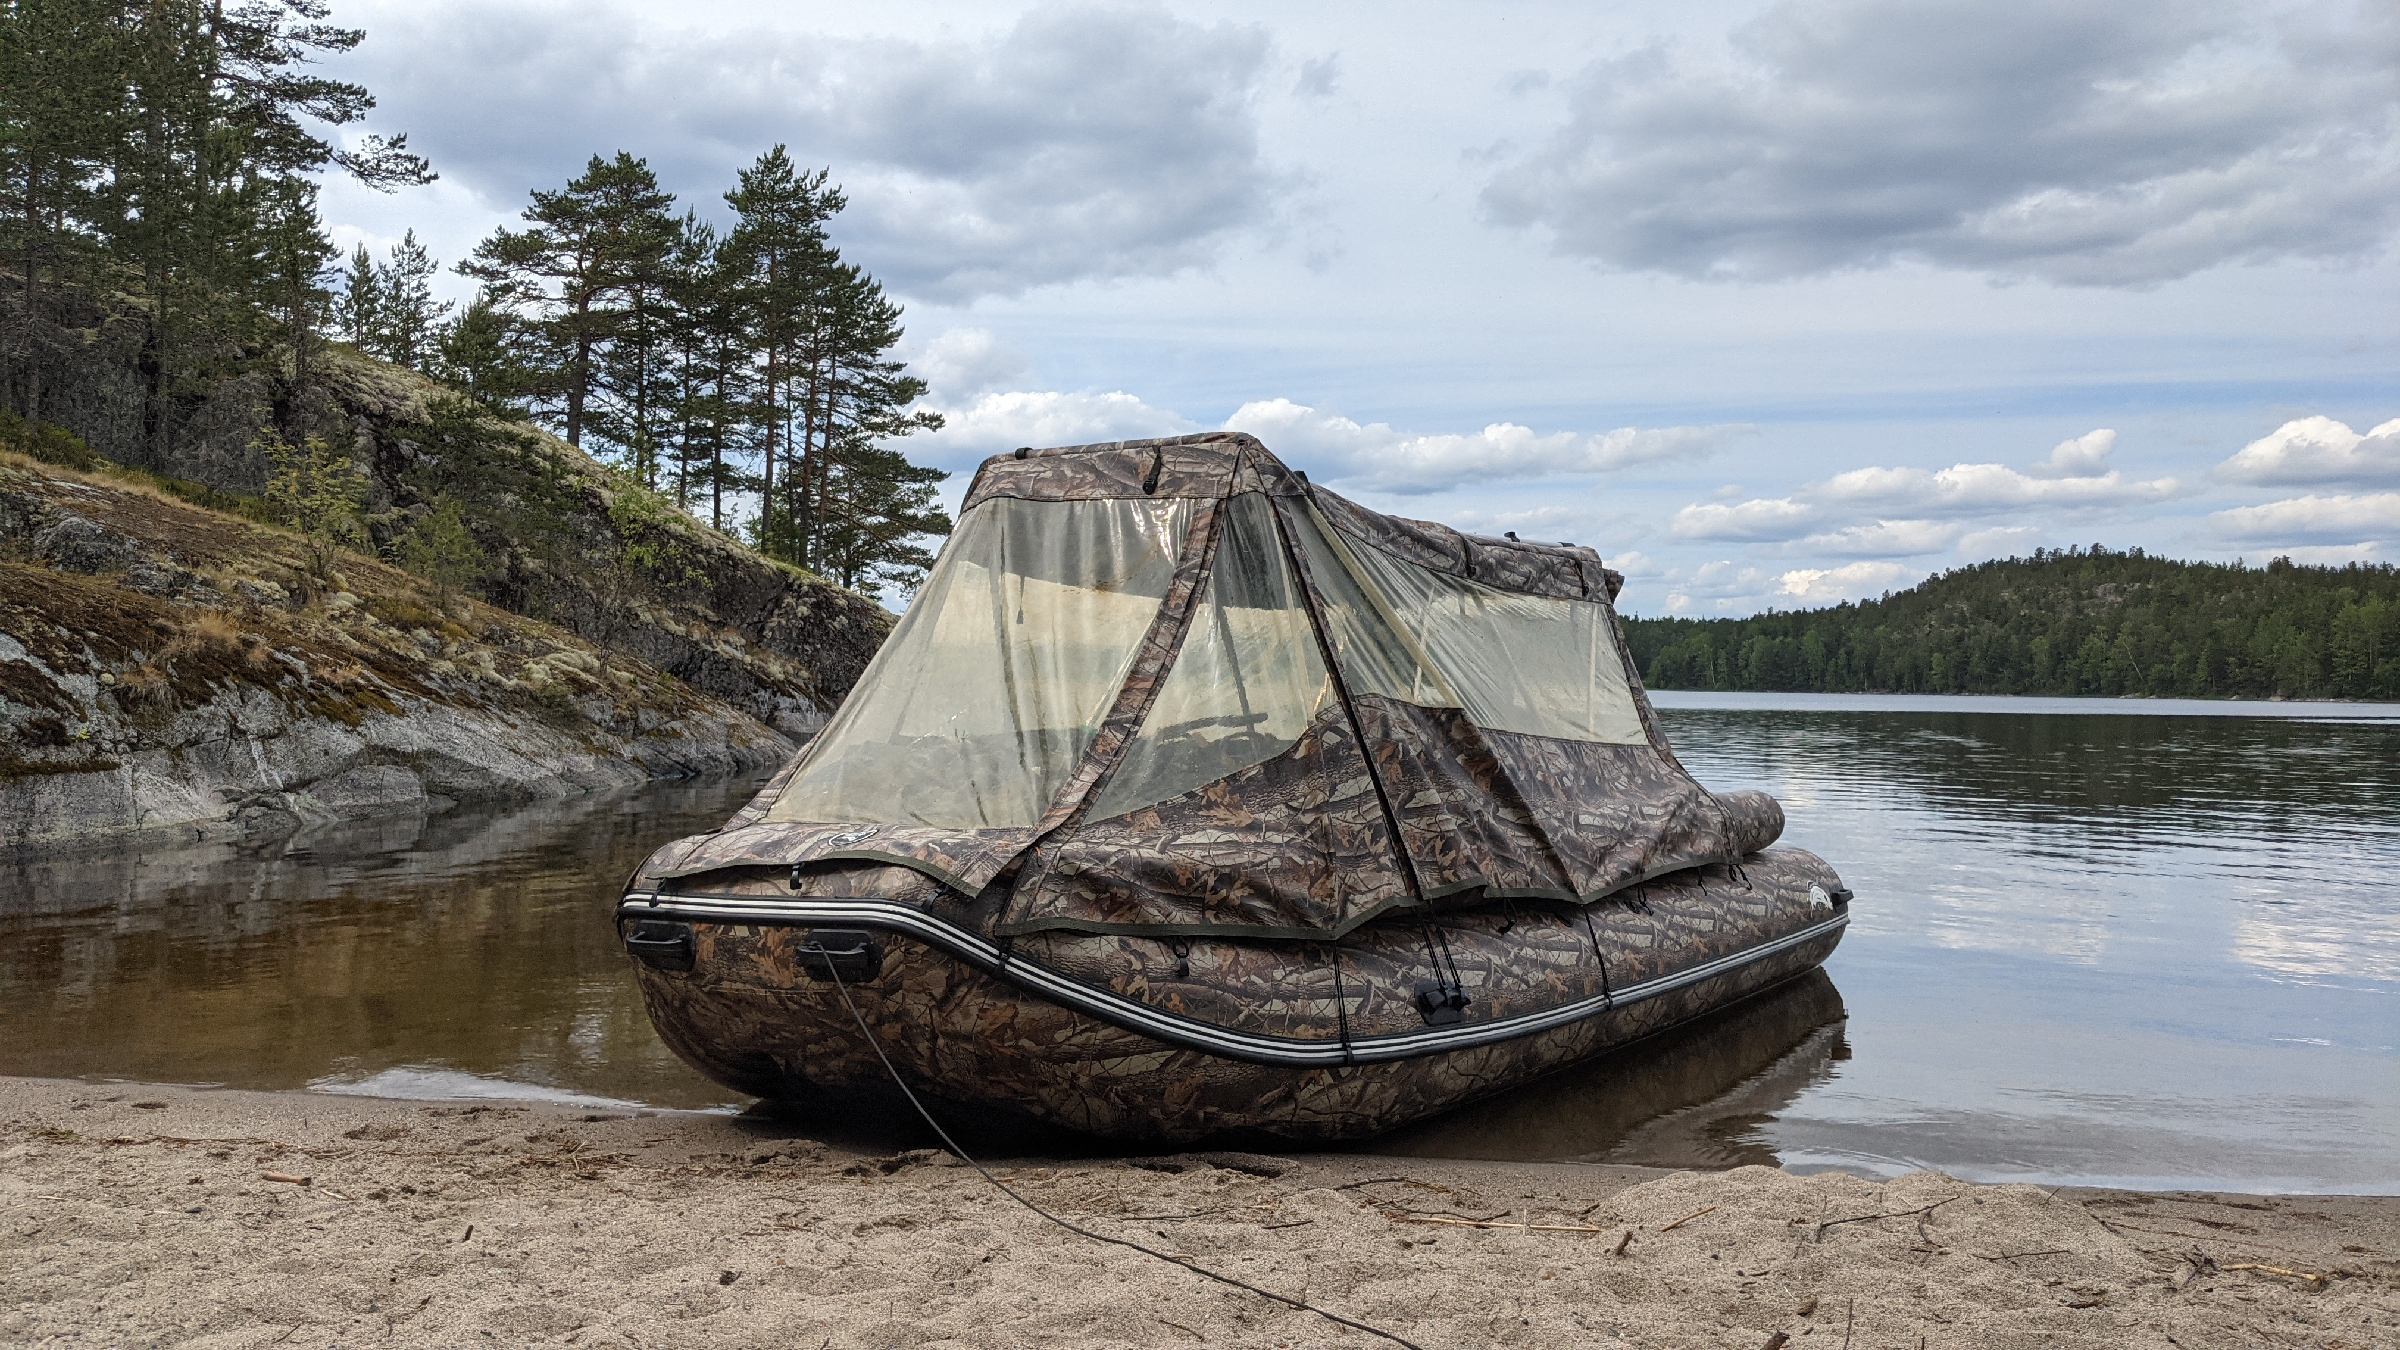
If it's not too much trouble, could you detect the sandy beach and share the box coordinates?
[3,1077,2393,1348]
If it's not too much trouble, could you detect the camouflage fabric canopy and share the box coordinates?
[646,433,1760,939]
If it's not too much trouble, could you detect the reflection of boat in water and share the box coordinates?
[617,434,1852,1141]
[1368,969,1847,1165]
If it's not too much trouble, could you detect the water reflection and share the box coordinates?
[1372,971,1848,1167]
[0,782,760,1110]
[1651,696,2400,1191]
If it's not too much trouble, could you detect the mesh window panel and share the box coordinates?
[1332,524,1647,745]
[1089,494,1334,818]
[1281,499,1460,709]
[769,496,1192,829]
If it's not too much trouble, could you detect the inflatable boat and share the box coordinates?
[616,433,1851,1140]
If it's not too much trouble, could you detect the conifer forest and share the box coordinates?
[0,0,949,596]
[1624,547,2400,703]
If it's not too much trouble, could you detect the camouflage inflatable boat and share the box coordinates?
[617,433,1851,1140]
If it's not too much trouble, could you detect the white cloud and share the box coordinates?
[1790,519,1964,556]
[1815,457,2184,515]
[1955,525,2043,556]
[1655,559,1776,614]
[2030,429,2117,478]
[2216,416,2400,488]
[362,5,1280,300]
[1226,399,1750,494]
[909,328,1030,400]
[1671,496,1819,541]
[1776,561,1921,605]
[915,390,1198,467]
[912,388,1744,494]
[1481,0,2400,286]
[2209,492,2400,545]
[1673,432,2182,544]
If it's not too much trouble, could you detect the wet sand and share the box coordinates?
[3,1076,2393,1348]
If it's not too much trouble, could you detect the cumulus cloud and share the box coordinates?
[1790,520,1965,557]
[1776,561,1920,605]
[914,390,1198,468]
[1673,429,2184,546]
[1644,557,1921,614]
[909,329,1031,401]
[1671,496,1820,542]
[2209,492,2400,545]
[359,4,1278,300]
[1481,0,2400,285]
[2216,415,2400,487]
[1227,398,1750,493]
[908,386,1740,492]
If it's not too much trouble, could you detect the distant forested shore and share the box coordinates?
[1622,547,2400,702]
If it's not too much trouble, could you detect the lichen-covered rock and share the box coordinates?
[0,455,797,849]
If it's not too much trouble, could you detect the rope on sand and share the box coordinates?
[814,954,1430,1350]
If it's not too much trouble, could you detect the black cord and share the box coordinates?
[1579,906,1613,1010]
[1329,943,1354,1065]
[812,952,1429,1350]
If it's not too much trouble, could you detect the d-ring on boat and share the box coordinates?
[617,433,1851,1140]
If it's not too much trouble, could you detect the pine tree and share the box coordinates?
[333,243,383,348]
[0,0,129,420]
[432,296,533,414]
[660,212,744,527]
[461,151,673,452]
[721,146,842,562]
[378,229,448,370]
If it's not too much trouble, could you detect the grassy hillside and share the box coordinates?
[1623,547,2400,702]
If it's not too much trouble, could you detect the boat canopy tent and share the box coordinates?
[655,433,1761,939]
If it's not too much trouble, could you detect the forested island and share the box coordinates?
[1624,547,2400,702]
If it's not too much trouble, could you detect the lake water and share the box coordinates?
[4,693,2394,1192]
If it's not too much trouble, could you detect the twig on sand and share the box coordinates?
[1659,1205,1716,1232]
[1816,1196,1957,1243]
[1159,1318,1207,1340]
[1612,1229,1635,1257]
[259,1172,311,1186]
[1841,1298,1854,1350]
[1332,1176,1408,1191]
[2087,1215,2289,1253]
[2223,1262,2328,1287]
[1388,1213,1610,1235]
[1760,1334,1790,1349]
[1977,1249,2069,1262]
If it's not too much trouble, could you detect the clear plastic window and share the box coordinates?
[1090,494,1334,818]
[1331,521,1647,745]
[768,496,1192,829]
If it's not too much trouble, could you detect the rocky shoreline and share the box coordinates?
[2,1076,2392,1348]
[1,450,798,848]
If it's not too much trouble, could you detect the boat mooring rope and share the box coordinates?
[812,952,1430,1350]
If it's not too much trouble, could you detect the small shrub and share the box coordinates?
[393,497,484,609]
[256,428,368,584]
[0,411,101,470]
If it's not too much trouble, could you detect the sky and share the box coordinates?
[314,0,2399,616]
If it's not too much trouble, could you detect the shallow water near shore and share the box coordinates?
[4,693,2395,1191]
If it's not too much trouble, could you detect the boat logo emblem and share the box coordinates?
[1807,884,1833,910]
[826,825,880,848]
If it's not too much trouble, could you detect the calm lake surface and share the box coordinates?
[4,693,2395,1192]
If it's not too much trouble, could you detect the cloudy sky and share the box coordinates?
[319,0,2398,615]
